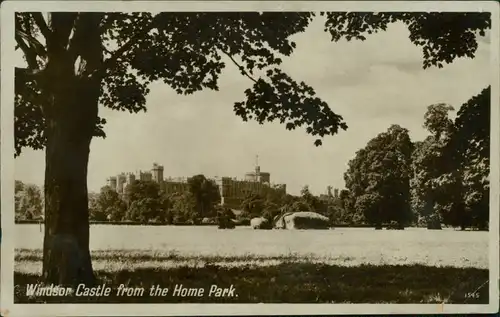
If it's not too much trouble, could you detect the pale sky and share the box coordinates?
[13,16,491,196]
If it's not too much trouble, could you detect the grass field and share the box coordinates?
[13,225,490,304]
[15,225,489,268]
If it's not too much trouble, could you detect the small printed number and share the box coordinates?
[465,292,480,299]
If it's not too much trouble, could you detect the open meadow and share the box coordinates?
[15,224,489,271]
[14,224,490,304]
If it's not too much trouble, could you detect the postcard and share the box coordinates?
[1,1,499,316]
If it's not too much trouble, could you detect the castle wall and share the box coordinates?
[107,163,286,207]
[127,173,136,184]
[163,181,190,194]
[218,178,286,210]
[139,172,152,182]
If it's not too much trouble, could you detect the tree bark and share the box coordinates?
[41,66,102,284]
[42,75,100,286]
[41,13,103,286]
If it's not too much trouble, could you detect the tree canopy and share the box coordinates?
[345,124,414,226]
[15,11,491,155]
[410,104,457,228]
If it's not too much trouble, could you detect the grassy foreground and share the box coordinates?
[14,249,489,304]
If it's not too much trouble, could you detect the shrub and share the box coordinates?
[217,207,236,229]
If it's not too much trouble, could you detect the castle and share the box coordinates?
[106,158,287,209]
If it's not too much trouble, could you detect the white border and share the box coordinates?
[1,1,499,316]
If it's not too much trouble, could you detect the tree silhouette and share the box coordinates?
[14,11,490,285]
[345,125,414,227]
[187,174,221,218]
[411,87,490,230]
[454,87,490,230]
[411,104,456,228]
[442,87,490,229]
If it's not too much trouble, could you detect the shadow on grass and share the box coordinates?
[14,263,489,304]
[14,248,335,263]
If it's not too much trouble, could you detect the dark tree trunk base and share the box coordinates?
[43,234,95,287]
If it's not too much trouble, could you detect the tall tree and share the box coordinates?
[187,174,221,218]
[345,125,414,227]
[440,86,491,229]
[14,11,490,284]
[412,88,490,230]
[411,104,456,228]
[453,86,490,230]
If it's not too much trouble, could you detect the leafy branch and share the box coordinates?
[219,48,258,83]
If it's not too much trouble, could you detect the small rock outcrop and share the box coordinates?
[274,211,330,229]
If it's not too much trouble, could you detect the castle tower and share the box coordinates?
[152,163,164,183]
[214,177,225,206]
[255,155,260,175]
[327,186,333,197]
[107,176,117,191]
[334,188,339,199]
[116,173,127,194]
[244,154,270,183]
[127,173,136,185]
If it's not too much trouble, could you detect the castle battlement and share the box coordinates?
[106,160,287,207]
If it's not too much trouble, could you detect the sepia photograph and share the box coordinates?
[1,1,499,316]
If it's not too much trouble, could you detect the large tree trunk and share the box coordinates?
[41,13,103,286]
[42,74,100,286]
[42,98,95,286]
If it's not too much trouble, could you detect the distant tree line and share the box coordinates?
[87,174,222,224]
[236,184,357,226]
[15,87,489,230]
